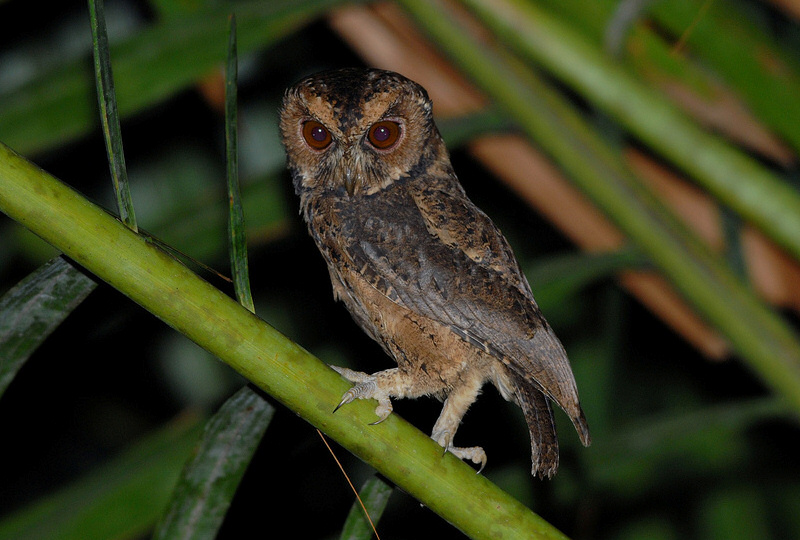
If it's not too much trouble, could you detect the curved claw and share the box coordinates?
[331,376,394,426]
[431,429,451,457]
[440,435,450,457]
[475,454,487,475]
[368,398,393,425]
[434,433,488,473]
[332,390,356,414]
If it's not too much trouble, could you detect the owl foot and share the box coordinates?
[331,366,394,424]
[431,429,487,473]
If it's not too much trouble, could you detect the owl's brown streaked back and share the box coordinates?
[280,68,589,479]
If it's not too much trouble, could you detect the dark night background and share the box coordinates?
[1,1,800,538]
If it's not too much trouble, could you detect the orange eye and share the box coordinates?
[367,121,401,150]
[302,120,332,150]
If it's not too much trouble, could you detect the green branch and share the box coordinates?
[0,142,568,539]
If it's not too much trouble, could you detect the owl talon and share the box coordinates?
[331,365,394,423]
[432,429,452,457]
[431,428,487,472]
[450,446,488,473]
[369,398,393,424]
[333,391,355,414]
[475,452,487,474]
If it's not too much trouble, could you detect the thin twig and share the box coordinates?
[317,430,381,540]
[671,0,714,56]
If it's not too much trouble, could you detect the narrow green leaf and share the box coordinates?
[530,0,800,158]
[0,414,204,540]
[459,0,800,262]
[524,247,646,313]
[88,0,137,232]
[224,13,254,313]
[152,388,274,540]
[590,397,793,496]
[339,476,393,540]
[0,0,353,156]
[648,0,800,155]
[437,107,512,148]
[0,256,96,399]
[155,26,269,540]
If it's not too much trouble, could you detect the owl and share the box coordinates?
[280,68,590,478]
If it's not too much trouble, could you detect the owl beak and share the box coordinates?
[344,166,356,196]
[343,148,359,196]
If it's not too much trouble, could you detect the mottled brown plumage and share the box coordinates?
[280,68,590,478]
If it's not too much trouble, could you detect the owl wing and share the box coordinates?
[340,178,589,445]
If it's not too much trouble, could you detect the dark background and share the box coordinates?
[1,1,799,538]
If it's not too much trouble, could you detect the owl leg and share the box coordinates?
[430,377,487,472]
[331,366,401,424]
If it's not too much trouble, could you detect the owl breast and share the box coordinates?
[305,183,497,396]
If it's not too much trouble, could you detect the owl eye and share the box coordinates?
[302,120,332,150]
[367,121,401,150]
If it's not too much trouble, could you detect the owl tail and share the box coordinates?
[513,377,560,479]
[511,372,592,479]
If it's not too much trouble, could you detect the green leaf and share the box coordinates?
[648,0,800,155]
[699,486,771,540]
[224,14,254,313]
[0,256,96,399]
[152,387,274,540]
[0,414,204,540]
[339,476,394,540]
[88,0,137,231]
[524,248,645,314]
[459,0,800,263]
[589,397,793,496]
[0,0,350,156]
[437,107,512,148]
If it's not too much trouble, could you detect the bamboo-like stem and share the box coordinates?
[398,0,800,414]
[459,0,800,262]
[0,142,568,540]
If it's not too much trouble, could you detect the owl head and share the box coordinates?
[280,68,449,197]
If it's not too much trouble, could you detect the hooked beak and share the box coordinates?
[342,149,357,196]
[344,166,356,196]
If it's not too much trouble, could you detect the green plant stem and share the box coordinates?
[0,143,568,540]
[459,0,800,263]
[398,0,800,414]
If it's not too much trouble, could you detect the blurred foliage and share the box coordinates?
[1,0,800,539]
